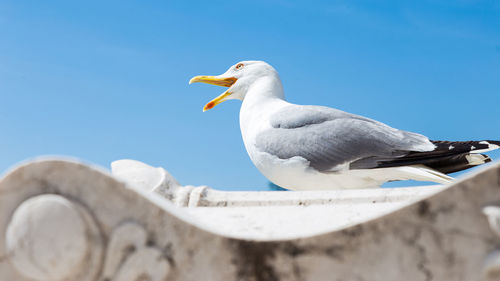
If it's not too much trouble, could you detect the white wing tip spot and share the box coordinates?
[466,154,487,165]
[479,141,500,150]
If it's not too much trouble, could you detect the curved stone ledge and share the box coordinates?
[0,157,499,281]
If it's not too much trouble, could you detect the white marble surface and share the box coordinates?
[0,158,499,281]
[110,158,446,239]
[183,187,445,240]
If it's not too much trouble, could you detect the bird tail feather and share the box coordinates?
[403,165,454,184]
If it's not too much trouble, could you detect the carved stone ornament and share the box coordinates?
[3,158,500,281]
[4,195,171,281]
[101,222,171,281]
[5,194,103,281]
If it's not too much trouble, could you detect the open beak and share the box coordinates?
[189,75,237,111]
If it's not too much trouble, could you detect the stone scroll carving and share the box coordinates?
[101,222,171,281]
[5,194,104,281]
[4,194,170,281]
[3,158,500,281]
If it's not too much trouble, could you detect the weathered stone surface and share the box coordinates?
[102,222,170,281]
[0,158,500,281]
[5,194,102,281]
[111,159,180,200]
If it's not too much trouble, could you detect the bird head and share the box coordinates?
[189,61,279,111]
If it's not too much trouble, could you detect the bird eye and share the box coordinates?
[235,63,244,70]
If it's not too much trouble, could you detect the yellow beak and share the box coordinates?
[202,91,232,112]
[189,75,237,111]
[189,75,237,87]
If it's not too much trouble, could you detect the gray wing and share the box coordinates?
[256,105,435,171]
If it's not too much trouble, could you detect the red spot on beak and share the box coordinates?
[204,101,215,111]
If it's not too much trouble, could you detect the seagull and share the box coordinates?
[190,61,500,190]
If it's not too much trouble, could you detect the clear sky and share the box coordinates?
[1,1,499,190]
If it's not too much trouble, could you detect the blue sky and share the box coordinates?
[1,1,499,190]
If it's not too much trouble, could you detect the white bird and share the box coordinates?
[190,61,500,190]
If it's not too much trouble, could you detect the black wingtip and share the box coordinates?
[485,155,492,163]
[486,140,500,147]
[431,140,500,153]
[357,140,498,174]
